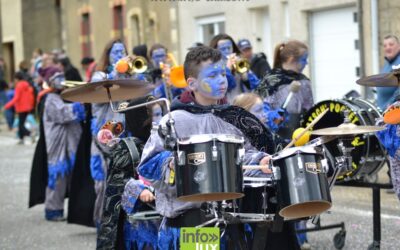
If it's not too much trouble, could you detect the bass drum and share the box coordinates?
[301,98,386,181]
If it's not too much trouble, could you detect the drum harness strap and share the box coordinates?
[121,137,141,166]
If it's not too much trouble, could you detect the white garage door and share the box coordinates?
[310,7,361,102]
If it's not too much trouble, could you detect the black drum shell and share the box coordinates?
[274,152,331,219]
[175,140,244,202]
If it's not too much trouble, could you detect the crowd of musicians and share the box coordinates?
[1,32,397,250]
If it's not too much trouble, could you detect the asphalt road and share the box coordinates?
[0,126,399,250]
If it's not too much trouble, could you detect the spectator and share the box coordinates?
[376,35,400,110]
[81,57,97,82]
[30,48,43,79]
[0,79,8,125]
[237,38,271,79]
[4,84,15,130]
[3,72,35,144]
[0,56,6,81]
[59,57,82,82]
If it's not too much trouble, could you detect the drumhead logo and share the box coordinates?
[180,227,220,250]
[188,152,206,165]
[305,162,322,174]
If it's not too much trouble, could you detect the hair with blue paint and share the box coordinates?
[183,46,222,80]
[97,38,128,73]
[273,40,308,69]
[209,33,241,55]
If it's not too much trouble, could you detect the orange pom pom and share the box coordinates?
[115,60,129,74]
[383,103,400,125]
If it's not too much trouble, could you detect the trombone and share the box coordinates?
[159,53,187,102]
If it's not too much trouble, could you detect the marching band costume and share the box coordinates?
[41,67,85,220]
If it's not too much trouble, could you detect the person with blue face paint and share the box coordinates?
[255,40,314,141]
[33,67,85,222]
[255,40,314,250]
[232,93,267,124]
[210,34,260,102]
[96,95,162,249]
[148,44,185,100]
[137,46,278,250]
[89,39,129,228]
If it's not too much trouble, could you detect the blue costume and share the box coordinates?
[121,179,159,250]
[43,92,85,220]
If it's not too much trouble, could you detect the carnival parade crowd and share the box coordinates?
[1,31,399,250]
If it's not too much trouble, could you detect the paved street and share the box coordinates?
[0,127,96,250]
[0,125,399,250]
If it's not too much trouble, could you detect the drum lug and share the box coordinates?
[262,191,268,211]
[177,150,186,166]
[236,148,245,165]
[212,145,218,161]
[321,158,330,174]
[272,166,281,180]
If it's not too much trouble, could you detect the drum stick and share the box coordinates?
[282,109,329,150]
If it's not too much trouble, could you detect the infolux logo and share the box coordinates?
[180,227,220,250]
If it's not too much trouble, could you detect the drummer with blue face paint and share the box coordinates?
[210,34,260,102]
[138,46,273,249]
[255,40,314,140]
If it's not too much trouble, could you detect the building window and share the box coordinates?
[113,5,125,39]
[196,15,225,44]
[81,13,92,57]
[131,14,141,46]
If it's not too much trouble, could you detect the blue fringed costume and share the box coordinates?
[43,93,85,220]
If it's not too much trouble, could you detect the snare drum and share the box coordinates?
[273,146,332,219]
[175,134,245,202]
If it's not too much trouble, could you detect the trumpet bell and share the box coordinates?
[132,56,148,74]
[235,58,250,74]
[115,56,148,74]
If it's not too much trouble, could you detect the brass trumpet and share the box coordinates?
[115,56,148,75]
[61,80,87,88]
[234,58,250,74]
[131,56,148,74]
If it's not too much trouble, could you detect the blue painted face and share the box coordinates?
[298,52,308,72]
[152,48,167,68]
[109,43,126,65]
[195,61,228,100]
[250,102,267,124]
[152,105,163,125]
[217,40,233,59]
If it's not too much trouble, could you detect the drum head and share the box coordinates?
[279,200,332,219]
[177,192,244,202]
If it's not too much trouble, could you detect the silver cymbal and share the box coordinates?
[356,71,399,87]
[61,79,155,103]
[311,123,385,136]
